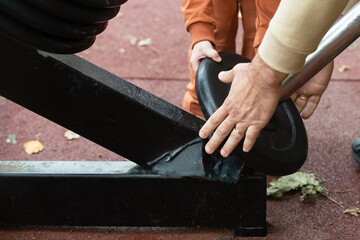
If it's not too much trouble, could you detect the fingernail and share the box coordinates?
[218,72,224,79]
[216,57,222,62]
[243,146,248,152]
[205,145,212,154]
[220,149,228,157]
[199,131,206,139]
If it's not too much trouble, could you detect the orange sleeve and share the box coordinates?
[180,0,216,48]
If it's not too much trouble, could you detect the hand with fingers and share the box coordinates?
[291,61,334,119]
[199,54,288,157]
[190,40,222,73]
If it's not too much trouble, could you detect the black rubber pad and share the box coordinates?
[195,52,308,175]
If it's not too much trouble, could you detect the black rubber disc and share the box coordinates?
[0,9,95,54]
[196,52,308,175]
[0,0,107,40]
[25,0,120,24]
[69,0,127,8]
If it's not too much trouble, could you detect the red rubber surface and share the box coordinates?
[1,0,360,239]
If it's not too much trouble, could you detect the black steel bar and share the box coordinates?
[0,161,267,237]
[0,15,267,237]
[0,161,139,174]
[0,34,205,169]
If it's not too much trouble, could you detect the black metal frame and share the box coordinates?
[0,161,266,237]
[0,34,267,237]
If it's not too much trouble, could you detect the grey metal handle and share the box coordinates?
[280,1,360,101]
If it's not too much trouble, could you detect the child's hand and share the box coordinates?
[190,41,222,73]
[290,61,334,119]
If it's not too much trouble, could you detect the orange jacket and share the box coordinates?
[180,0,216,49]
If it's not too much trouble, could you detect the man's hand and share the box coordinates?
[291,61,333,119]
[199,54,288,157]
[190,40,221,73]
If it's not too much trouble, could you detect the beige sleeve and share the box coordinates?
[342,0,358,14]
[258,0,352,74]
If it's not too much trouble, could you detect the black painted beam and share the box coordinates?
[0,161,266,237]
[0,34,205,168]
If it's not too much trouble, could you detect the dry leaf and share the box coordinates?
[349,43,357,50]
[115,12,124,19]
[267,172,328,202]
[343,206,360,217]
[6,134,17,144]
[24,140,44,155]
[64,130,80,140]
[124,35,138,46]
[138,38,153,47]
[130,37,138,46]
[338,65,351,72]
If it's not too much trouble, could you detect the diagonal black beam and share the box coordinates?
[0,34,205,168]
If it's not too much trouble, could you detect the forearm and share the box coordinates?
[180,0,216,48]
[259,0,350,74]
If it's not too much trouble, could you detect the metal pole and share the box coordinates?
[280,2,360,101]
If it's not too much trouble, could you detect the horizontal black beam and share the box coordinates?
[0,161,266,237]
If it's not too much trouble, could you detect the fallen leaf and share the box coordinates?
[138,38,153,47]
[24,140,44,155]
[338,65,351,72]
[6,134,17,144]
[64,130,80,140]
[115,12,124,19]
[0,97,6,105]
[124,35,138,46]
[343,206,360,217]
[130,37,138,46]
[267,172,328,202]
[349,43,357,50]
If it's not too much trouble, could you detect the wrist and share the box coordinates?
[193,40,213,51]
[188,22,215,50]
[250,54,288,87]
